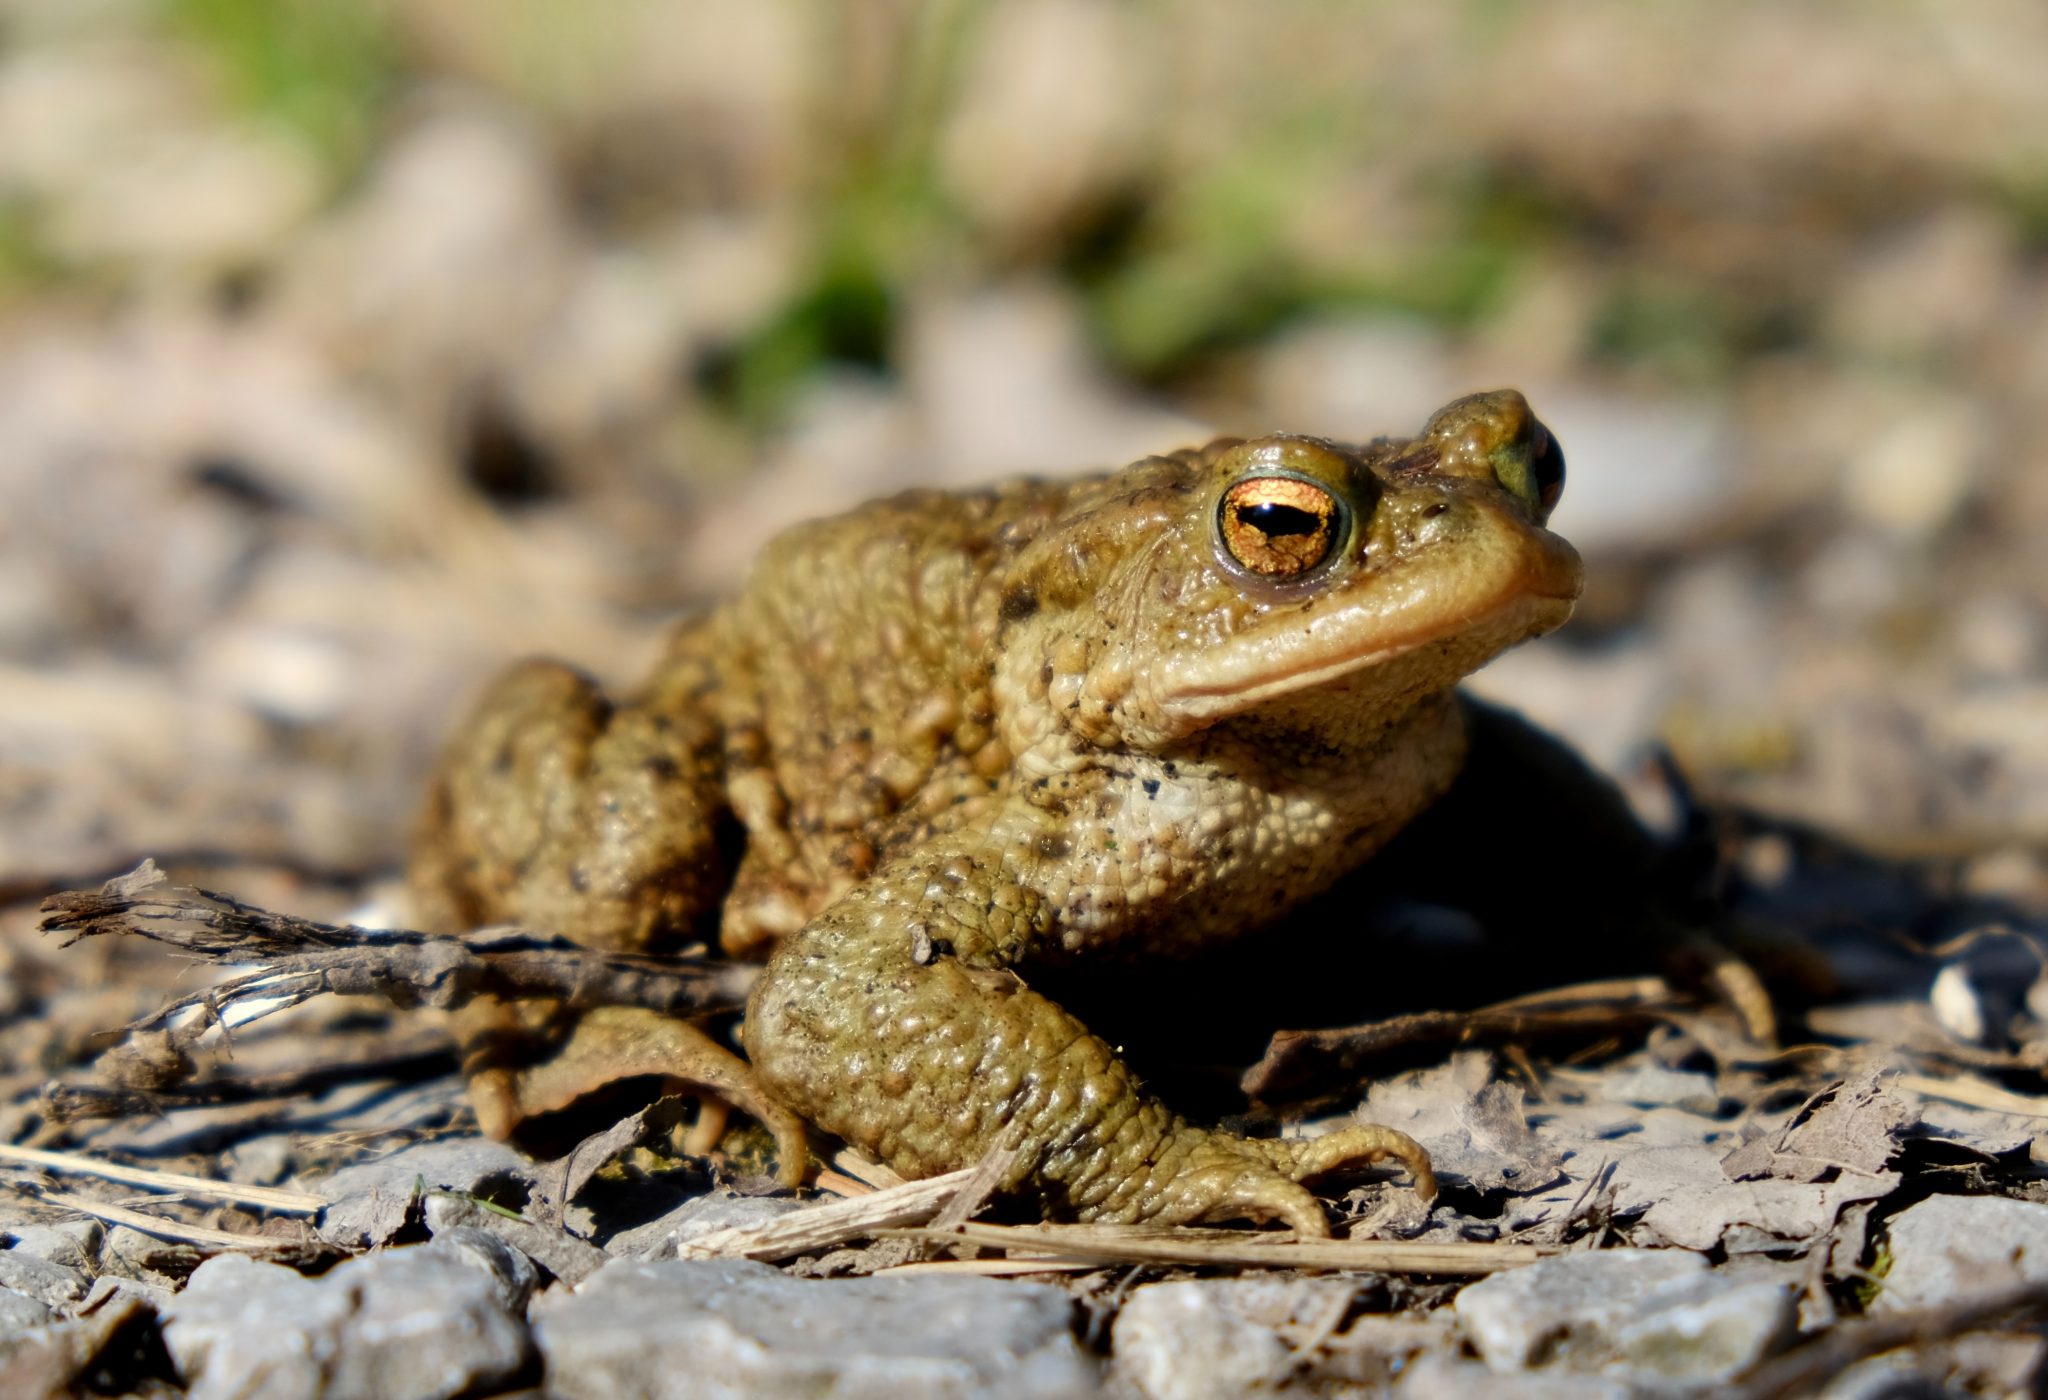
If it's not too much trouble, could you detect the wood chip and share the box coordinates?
[673,1166,976,1262]
[830,1150,907,1190]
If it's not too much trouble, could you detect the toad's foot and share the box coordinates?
[1091,1121,1436,1235]
[463,1002,808,1188]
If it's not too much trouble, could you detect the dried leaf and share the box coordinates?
[1721,1073,1914,1184]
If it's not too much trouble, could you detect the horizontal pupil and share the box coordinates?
[1238,501,1323,538]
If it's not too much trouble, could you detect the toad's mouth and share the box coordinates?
[1154,526,1582,729]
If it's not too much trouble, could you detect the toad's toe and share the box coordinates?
[463,1003,809,1188]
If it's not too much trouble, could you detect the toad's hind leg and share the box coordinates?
[410,647,732,951]
[743,824,1433,1234]
[410,638,804,1182]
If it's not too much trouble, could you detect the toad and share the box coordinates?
[410,389,1583,1233]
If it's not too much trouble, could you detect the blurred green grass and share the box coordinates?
[164,0,397,169]
[18,0,2031,426]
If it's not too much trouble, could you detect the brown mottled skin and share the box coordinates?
[410,390,1582,1234]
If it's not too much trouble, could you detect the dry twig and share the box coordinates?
[36,862,759,1085]
[1244,976,1685,1105]
[674,1166,976,1262]
[1729,1279,2048,1400]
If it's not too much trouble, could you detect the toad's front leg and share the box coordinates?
[742,827,1434,1234]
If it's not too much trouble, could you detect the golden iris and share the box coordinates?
[1218,477,1341,578]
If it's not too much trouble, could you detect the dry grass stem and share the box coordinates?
[889,1221,1548,1275]
[35,1190,304,1252]
[1729,1279,2048,1400]
[1895,1072,2048,1118]
[0,1143,327,1214]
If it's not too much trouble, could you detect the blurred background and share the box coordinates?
[3,0,2044,907]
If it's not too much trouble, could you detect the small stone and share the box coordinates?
[80,1274,177,1314]
[98,1225,195,1281]
[1610,1277,1794,1383]
[427,1225,539,1314]
[1457,1249,1701,1370]
[1878,1194,2048,1310]
[162,1244,532,1400]
[1397,1353,1633,1399]
[533,1257,1097,1399]
[423,1193,608,1287]
[1110,1276,1356,1399]
[1,1220,101,1272]
[0,1251,89,1310]
[0,1283,54,1332]
[1456,1247,1792,1382]
[1929,963,1987,1044]
[314,1135,539,1249]
[1599,1063,1721,1114]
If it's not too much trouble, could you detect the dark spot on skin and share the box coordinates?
[492,743,515,775]
[1036,833,1073,859]
[1141,778,1160,798]
[1162,762,1179,778]
[643,755,680,782]
[569,866,589,893]
[1040,661,1054,686]
[998,586,1040,624]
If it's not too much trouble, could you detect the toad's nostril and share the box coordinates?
[1422,502,1448,519]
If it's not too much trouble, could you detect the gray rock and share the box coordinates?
[604,1189,807,1260]
[162,1244,532,1400]
[1610,1276,1795,1383]
[533,1257,1097,1399]
[314,1135,539,1249]
[423,1225,539,1314]
[2,1220,102,1272]
[0,1282,54,1332]
[1599,1064,1721,1114]
[80,1274,178,1314]
[0,1250,89,1310]
[423,1193,608,1287]
[1110,1276,1357,1399]
[1456,1248,1792,1382]
[1397,1353,1633,1399]
[1878,1194,2048,1310]
[99,1224,197,1281]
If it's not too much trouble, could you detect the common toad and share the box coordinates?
[410,389,1581,1232]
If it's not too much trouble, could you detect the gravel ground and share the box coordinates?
[4,3,2047,1395]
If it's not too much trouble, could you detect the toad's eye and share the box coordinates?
[1528,424,1565,517]
[1218,476,1342,577]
